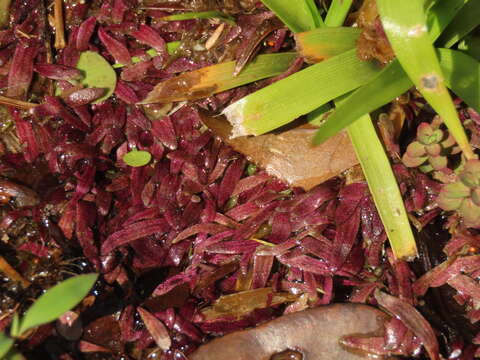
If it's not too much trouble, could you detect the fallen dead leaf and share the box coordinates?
[201,113,359,190]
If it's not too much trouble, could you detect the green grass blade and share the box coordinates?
[260,0,319,32]
[377,0,475,160]
[427,0,468,41]
[18,274,98,335]
[437,0,480,48]
[295,27,360,63]
[324,0,353,27]
[438,48,480,112]
[313,60,412,145]
[161,11,235,25]
[222,49,380,137]
[142,53,297,103]
[305,0,324,28]
[0,333,14,359]
[307,103,332,126]
[348,115,418,260]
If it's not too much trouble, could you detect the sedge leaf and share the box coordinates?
[437,0,480,48]
[314,60,412,145]
[142,53,297,104]
[347,115,418,260]
[260,0,319,33]
[458,35,480,61]
[427,0,468,41]
[9,314,20,338]
[76,51,117,104]
[305,0,324,28]
[123,150,152,167]
[0,333,14,359]
[4,349,25,360]
[377,0,475,160]
[324,0,353,27]
[161,11,235,25]
[223,49,380,137]
[18,274,98,335]
[438,48,480,112]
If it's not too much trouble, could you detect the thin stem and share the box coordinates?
[0,95,38,110]
[53,0,66,49]
[0,256,30,288]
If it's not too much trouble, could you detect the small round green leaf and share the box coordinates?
[18,274,98,335]
[123,150,152,167]
[76,51,117,104]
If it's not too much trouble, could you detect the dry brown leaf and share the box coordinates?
[201,114,359,190]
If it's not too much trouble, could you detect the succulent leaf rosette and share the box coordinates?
[402,120,459,174]
[438,160,480,228]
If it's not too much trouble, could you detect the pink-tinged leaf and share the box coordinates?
[447,274,480,301]
[7,43,38,99]
[132,24,167,54]
[76,16,97,51]
[172,223,230,244]
[101,218,169,254]
[115,80,139,103]
[98,27,131,65]
[64,88,105,107]
[151,116,177,150]
[232,173,269,197]
[34,63,82,81]
[137,307,171,350]
[374,290,439,360]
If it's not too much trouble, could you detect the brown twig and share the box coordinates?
[53,0,66,49]
[0,255,31,288]
[0,95,38,110]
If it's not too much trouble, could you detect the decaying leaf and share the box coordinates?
[201,114,359,190]
[200,287,297,321]
[191,303,393,360]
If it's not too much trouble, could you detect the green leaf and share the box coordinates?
[439,48,480,113]
[161,11,235,25]
[142,53,297,104]
[260,0,319,33]
[76,51,117,104]
[122,150,152,167]
[305,0,325,28]
[437,0,480,48]
[324,0,353,27]
[295,27,360,63]
[0,0,11,28]
[0,333,14,359]
[458,35,480,61]
[313,59,412,145]
[9,314,20,338]
[348,115,418,260]
[4,349,25,360]
[223,49,380,137]
[307,103,332,126]
[18,274,98,335]
[377,0,475,160]
[427,0,468,41]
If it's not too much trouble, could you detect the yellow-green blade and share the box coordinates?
[295,27,360,63]
[142,53,297,104]
[260,0,320,33]
[377,0,475,160]
[348,115,418,260]
[161,11,235,25]
[222,49,380,137]
[324,0,353,27]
